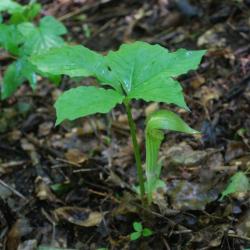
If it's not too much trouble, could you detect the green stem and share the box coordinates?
[124,100,146,205]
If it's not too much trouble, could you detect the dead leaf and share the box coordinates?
[35,177,60,202]
[17,240,37,250]
[197,24,226,48]
[65,149,88,165]
[167,180,218,210]
[165,142,207,167]
[237,209,250,237]
[196,86,221,107]
[38,122,54,137]
[190,74,206,89]
[145,103,159,116]
[54,207,102,227]
[7,218,32,250]
[225,141,247,163]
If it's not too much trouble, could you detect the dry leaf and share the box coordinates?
[54,207,102,227]
[65,149,88,165]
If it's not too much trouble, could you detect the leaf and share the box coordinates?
[128,75,187,109]
[10,2,41,24]
[105,41,206,108]
[54,206,103,227]
[55,86,124,125]
[142,228,153,237]
[30,45,103,77]
[2,61,23,99]
[30,45,122,93]
[1,59,36,99]
[145,110,199,202]
[0,24,23,55]
[133,221,143,232]
[30,41,205,105]
[130,231,141,241]
[220,171,249,200]
[18,16,67,55]
[0,0,23,14]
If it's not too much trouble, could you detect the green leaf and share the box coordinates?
[220,171,249,200]
[133,221,143,232]
[142,228,153,237]
[18,16,67,55]
[0,24,23,55]
[1,61,23,99]
[30,41,205,105]
[30,45,122,93]
[55,86,124,125]
[128,75,187,109]
[145,110,199,202]
[30,45,102,76]
[105,41,205,108]
[0,0,23,14]
[1,58,36,99]
[10,2,41,24]
[130,231,141,241]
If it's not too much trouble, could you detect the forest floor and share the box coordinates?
[0,0,250,249]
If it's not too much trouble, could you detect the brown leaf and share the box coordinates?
[65,149,88,165]
[38,122,54,136]
[35,177,59,202]
[165,142,207,167]
[7,219,32,250]
[145,103,159,116]
[54,207,102,227]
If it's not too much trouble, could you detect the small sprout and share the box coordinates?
[130,221,153,241]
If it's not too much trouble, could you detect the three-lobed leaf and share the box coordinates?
[130,222,153,241]
[30,41,206,116]
[0,14,66,99]
[18,16,67,55]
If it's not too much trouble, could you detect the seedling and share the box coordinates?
[0,0,67,99]
[30,41,205,205]
[130,221,153,241]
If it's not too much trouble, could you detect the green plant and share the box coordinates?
[30,41,205,205]
[145,110,198,202]
[130,221,153,241]
[0,0,67,99]
[220,171,249,200]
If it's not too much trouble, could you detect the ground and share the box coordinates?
[0,0,250,249]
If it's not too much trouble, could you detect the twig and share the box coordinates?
[0,179,27,200]
[228,233,250,242]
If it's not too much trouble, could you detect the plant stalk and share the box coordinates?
[124,100,146,205]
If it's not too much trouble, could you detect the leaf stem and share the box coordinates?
[124,100,146,206]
